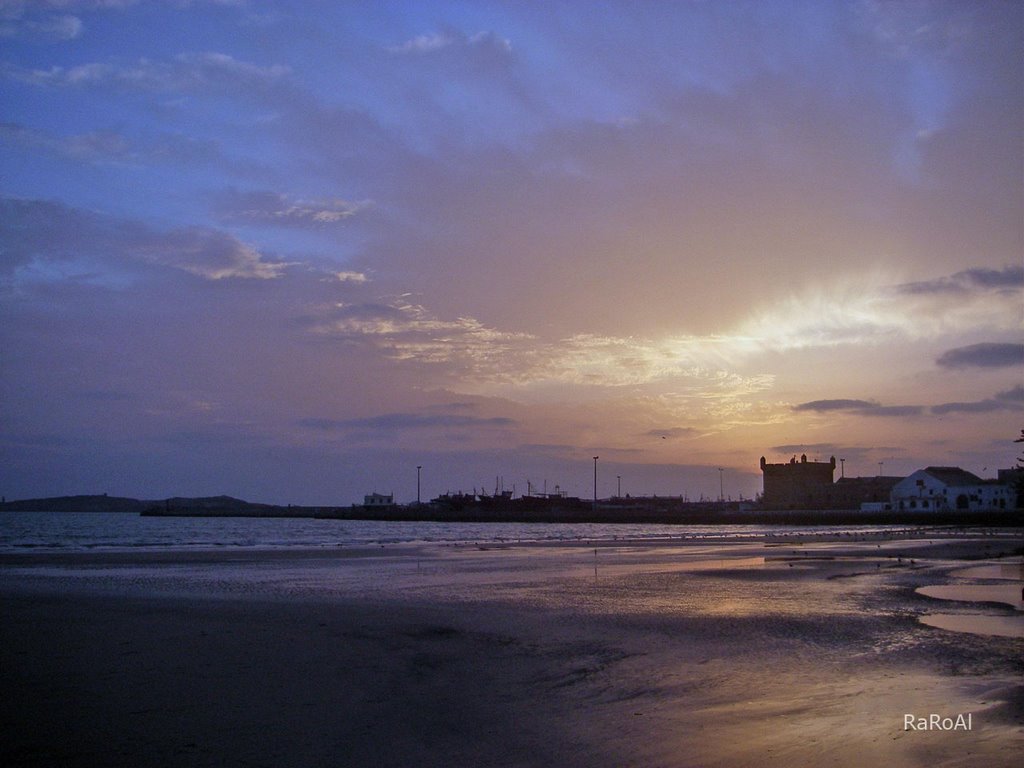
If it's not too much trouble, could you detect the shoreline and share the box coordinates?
[2,534,1022,766]
[4,496,1022,527]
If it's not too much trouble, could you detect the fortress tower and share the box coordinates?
[760,454,836,509]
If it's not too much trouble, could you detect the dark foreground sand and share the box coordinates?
[2,532,1022,767]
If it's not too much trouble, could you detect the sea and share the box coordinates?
[0,509,973,552]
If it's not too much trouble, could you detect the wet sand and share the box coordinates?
[2,532,1022,767]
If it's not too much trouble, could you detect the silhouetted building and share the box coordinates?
[760,454,836,509]
[363,492,395,508]
[831,476,902,509]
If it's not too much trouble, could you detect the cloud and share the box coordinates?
[298,413,516,432]
[6,51,289,92]
[214,189,369,227]
[141,228,289,280]
[0,122,254,175]
[645,427,698,440]
[796,385,1024,419]
[861,405,925,417]
[896,265,1024,295]
[389,29,512,56]
[0,12,83,40]
[331,271,368,284]
[793,399,923,418]
[303,297,780,394]
[995,384,1024,402]
[930,384,1024,415]
[931,399,1021,415]
[936,343,1024,369]
[771,443,840,455]
[0,196,289,282]
[793,399,876,412]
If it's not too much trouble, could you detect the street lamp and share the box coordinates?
[617,475,621,498]
[593,456,599,506]
[416,465,422,505]
[840,458,846,479]
[878,461,884,477]
[718,467,724,502]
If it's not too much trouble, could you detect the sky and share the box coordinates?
[1,0,1022,505]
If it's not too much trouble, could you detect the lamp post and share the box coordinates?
[718,467,724,502]
[416,465,422,505]
[593,456,599,506]
[840,458,845,479]
[878,461,883,477]
[617,475,621,498]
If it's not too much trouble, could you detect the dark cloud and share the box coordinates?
[0,196,289,281]
[995,384,1024,402]
[931,399,1020,415]
[793,400,923,417]
[896,265,1024,295]
[936,343,1024,369]
[860,405,925,417]
[792,399,876,412]
[931,384,1024,414]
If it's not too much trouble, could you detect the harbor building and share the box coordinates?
[890,467,1016,511]
[760,454,836,509]
[363,492,396,508]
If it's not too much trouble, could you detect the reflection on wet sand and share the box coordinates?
[915,558,1024,639]
[918,613,1024,639]
[916,583,1024,611]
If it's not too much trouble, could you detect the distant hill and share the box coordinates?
[0,494,319,518]
[0,494,151,513]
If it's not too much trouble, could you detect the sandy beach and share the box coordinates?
[2,531,1022,767]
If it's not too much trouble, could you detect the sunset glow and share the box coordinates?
[1,1,1021,504]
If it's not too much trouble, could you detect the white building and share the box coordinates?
[363,492,396,508]
[890,467,1015,511]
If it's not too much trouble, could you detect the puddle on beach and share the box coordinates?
[916,584,1024,611]
[916,559,1024,638]
[919,613,1024,639]
[949,562,1024,581]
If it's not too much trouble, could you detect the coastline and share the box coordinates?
[3,494,1022,527]
[2,533,1022,766]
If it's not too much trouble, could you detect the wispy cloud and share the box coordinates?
[645,427,699,440]
[5,51,289,91]
[298,413,516,432]
[215,189,370,227]
[389,29,512,56]
[331,271,368,284]
[0,11,82,41]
